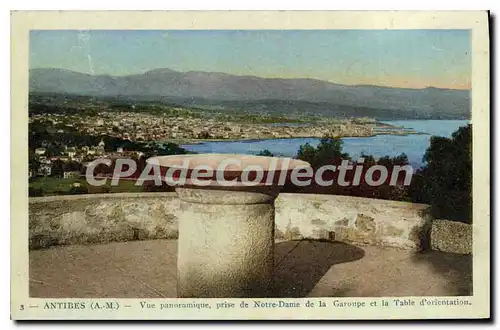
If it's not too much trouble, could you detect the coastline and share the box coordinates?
[162,129,426,146]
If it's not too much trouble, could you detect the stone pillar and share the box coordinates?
[175,187,276,298]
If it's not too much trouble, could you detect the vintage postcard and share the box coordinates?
[11,11,490,320]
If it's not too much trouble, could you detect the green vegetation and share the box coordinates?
[292,137,409,201]
[29,177,144,197]
[257,149,274,157]
[296,137,350,168]
[293,125,472,223]
[29,177,86,196]
[409,124,472,223]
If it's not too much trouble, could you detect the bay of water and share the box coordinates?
[181,120,470,168]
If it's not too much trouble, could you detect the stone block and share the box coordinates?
[430,219,472,254]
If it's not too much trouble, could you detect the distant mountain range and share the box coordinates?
[29,68,471,120]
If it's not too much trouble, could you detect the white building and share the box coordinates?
[63,171,81,179]
[65,147,77,158]
[96,139,105,155]
[34,148,46,156]
[38,164,52,176]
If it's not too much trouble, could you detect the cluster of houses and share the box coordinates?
[32,111,378,143]
[30,139,144,179]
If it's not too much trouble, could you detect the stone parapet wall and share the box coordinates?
[29,193,180,249]
[275,193,431,250]
[430,219,472,254]
[29,192,452,251]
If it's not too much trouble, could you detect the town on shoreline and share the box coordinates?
[28,93,423,196]
[30,110,420,146]
[29,93,422,143]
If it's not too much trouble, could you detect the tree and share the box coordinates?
[51,160,65,178]
[377,153,409,168]
[357,153,376,169]
[296,136,350,168]
[157,143,188,156]
[410,125,472,223]
[257,149,274,157]
[292,137,413,201]
[296,143,317,165]
[29,151,40,176]
[45,145,63,157]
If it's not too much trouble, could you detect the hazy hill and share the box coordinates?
[29,68,471,119]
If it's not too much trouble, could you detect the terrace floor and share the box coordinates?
[30,239,472,298]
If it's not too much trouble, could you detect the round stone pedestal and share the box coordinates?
[146,153,311,298]
[176,187,276,298]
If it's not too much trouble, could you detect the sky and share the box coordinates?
[30,30,471,90]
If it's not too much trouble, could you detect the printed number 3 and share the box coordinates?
[20,304,24,310]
